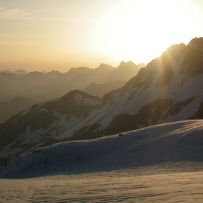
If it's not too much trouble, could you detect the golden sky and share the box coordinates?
[0,0,203,71]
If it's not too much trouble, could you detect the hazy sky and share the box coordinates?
[0,0,203,71]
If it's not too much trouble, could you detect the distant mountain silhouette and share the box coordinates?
[0,62,141,123]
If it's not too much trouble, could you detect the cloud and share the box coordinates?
[0,7,30,18]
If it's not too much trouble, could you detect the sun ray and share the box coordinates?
[91,0,202,64]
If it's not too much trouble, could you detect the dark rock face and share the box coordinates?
[0,111,57,147]
[182,37,203,75]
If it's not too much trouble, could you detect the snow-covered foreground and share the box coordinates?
[0,120,203,202]
[0,163,203,202]
[1,120,203,178]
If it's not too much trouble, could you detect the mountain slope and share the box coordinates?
[70,37,203,139]
[83,80,126,97]
[0,90,101,165]
[1,120,203,178]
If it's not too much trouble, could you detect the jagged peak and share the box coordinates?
[96,63,113,70]
[161,43,186,60]
[188,37,203,45]
[187,37,203,51]
[118,61,136,68]
[68,67,92,75]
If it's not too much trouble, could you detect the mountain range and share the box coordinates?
[0,37,203,173]
[0,61,141,123]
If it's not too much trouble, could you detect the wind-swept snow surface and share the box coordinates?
[2,120,203,178]
[0,165,203,202]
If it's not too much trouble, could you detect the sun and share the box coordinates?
[91,0,201,63]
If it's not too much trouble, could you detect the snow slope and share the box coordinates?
[1,120,203,178]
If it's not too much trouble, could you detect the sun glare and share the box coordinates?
[92,0,201,63]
